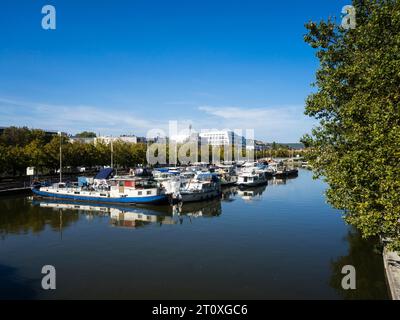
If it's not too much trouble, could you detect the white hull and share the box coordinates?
[236,169,267,188]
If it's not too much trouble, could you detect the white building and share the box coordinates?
[199,130,246,147]
[170,134,191,144]
[69,137,96,144]
[170,132,207,145]
[95,135,138,145]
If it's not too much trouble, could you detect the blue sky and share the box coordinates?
[0,0,350,142]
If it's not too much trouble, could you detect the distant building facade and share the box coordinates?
[69,136,96,144]
[199,130,246,147]
[94,135,138,145]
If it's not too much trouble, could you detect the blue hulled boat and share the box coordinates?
[32,168,168,204]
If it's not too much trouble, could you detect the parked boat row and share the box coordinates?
[31,161,298,205]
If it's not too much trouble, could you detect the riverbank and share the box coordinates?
[383,248,400,300]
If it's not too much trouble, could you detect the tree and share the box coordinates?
[24,139,46,171]
[43,135,69,172]
[7,146,29,176]
[75,131,96,138]
[94,141,111,166]
[302,0,400,249]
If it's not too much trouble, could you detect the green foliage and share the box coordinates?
[0,198,79,236]
[303,0,400,250]
[0,127,148,175]
[0,126,50,147]
[75,131,96,138]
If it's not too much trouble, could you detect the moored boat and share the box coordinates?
[176,172,221,203]
[236,169,268,188]
[268,163,298,178]
[32,168,168,204]
[215,165,238,186]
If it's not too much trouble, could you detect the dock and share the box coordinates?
[0,187,32,196]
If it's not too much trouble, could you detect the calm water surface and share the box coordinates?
[0,170,388,299]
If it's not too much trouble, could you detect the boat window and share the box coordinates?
[147,190,151,195]
[138,191,142,195]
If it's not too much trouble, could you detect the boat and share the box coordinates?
[254,163,274,179]
[268,163,298,178]
[236,168,268,188]
[32,168,168,204]
[175,172,221,203]
[152,168,181,196]
[215,165,238,186]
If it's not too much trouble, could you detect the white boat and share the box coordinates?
[236,169,268,187]
[176,172,221,203]
[152,169,181,196]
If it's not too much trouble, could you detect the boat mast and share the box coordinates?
[58,131,62,183]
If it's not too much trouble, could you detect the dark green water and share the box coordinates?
[0,170,389,299]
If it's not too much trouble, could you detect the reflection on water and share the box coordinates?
[330,229,388,299]
[237,185,267,202]
[28,198,223,230]
[0,197,79,239]
[221,186,238,202]
[0,170,389,299]
[0,264,37,300]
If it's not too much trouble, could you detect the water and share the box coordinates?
[0,170,388,299]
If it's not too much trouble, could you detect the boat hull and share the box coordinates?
[32,188,168,204]
[237,180,268,188]
[273,169,298,179]
[179,190,220,203]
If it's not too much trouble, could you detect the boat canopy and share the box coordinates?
[94,168,114,180]
[196,172,219,182]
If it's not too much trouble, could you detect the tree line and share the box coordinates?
[0,127,147,176]
[0,126,304,177]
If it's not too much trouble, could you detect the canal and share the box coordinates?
[0,169,389,299]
